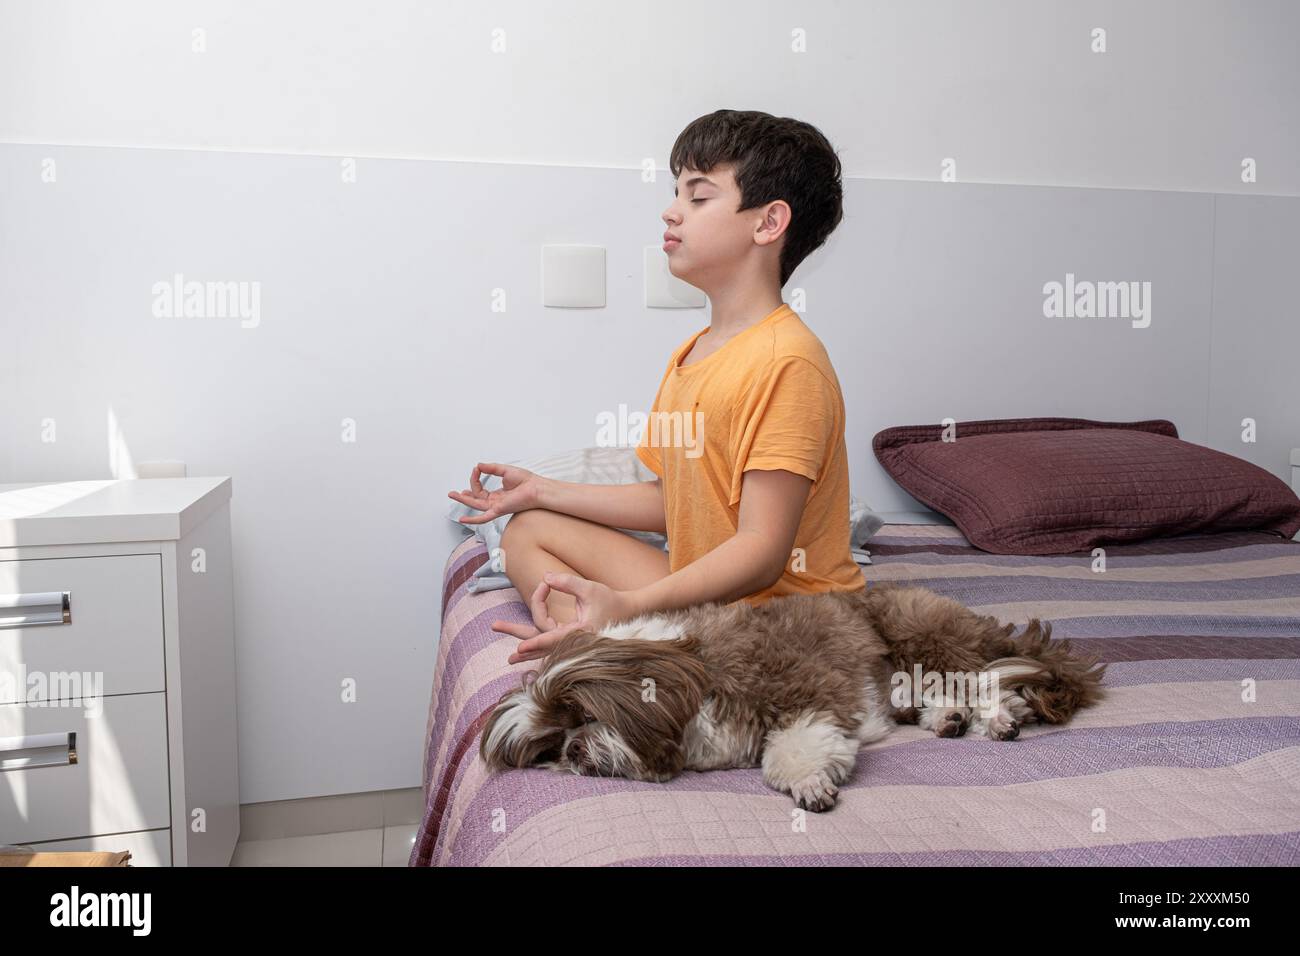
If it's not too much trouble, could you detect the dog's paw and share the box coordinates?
[933,707,970,738]
[992,720,1020,741]
[892,706,921,725]
[969,709,1022,741]
[983,717,1020,740]
[790,770,840,812]
[970,695,1033,741]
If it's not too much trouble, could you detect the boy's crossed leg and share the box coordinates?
[497,509,670,628]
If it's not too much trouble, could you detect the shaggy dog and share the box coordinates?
[479,582,1106,811]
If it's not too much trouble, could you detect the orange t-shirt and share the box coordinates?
[635,302,865,605]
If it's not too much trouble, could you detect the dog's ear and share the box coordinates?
[1002,621,1109,723]
[546,636,710,778]
[479,649,593,770]
[479,685,569,771]
[479,686,518,768]
[546,627,605,661]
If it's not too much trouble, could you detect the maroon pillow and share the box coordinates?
[872,417,1300,554]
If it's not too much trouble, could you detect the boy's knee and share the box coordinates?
[500,509,552,547]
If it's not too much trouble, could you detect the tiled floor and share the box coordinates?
[230,824,417,866]
[229,787,423,867]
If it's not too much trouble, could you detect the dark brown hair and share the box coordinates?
[669,109,844,287]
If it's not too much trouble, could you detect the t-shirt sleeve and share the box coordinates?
[728,356,837,507]
[635,426,662,478]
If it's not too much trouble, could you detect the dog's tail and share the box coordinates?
[986,619,1107,724]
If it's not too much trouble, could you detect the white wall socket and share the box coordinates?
[541,244,606,307]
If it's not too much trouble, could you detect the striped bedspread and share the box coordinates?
[411,524,1300,866]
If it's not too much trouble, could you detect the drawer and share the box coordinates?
[0,691,171,845]
[0,554,164,704]
[16,827,172,866]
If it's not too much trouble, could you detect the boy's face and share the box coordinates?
[662,163,779,286]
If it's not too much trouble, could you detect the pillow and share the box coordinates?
[849,495,885,550]
[449,446,885,593]
[872,417,1300,555]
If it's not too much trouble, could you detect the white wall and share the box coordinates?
[1,0,1297,196]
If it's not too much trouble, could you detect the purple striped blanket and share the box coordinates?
[412,524,1300,866]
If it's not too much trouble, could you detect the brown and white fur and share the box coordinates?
[479,582,1106,812]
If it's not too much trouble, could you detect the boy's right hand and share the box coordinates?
[448,462,545,524]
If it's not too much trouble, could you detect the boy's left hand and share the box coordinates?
[492,572,640,664]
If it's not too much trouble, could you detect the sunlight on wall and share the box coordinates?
[107,406,137,479]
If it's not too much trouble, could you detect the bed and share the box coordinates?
[410,522,1300,866]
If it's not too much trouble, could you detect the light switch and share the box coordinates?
[541,245,606,307]
[643,246,707,308]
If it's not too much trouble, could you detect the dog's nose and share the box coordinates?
[567,738,586,763]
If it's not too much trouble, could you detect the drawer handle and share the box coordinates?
[0,731,78,771]
[0,591,71,629]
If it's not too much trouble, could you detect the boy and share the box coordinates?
[450,109,864,664]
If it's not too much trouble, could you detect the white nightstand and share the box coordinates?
[1292,449,1300,494]
[0,478,238,866]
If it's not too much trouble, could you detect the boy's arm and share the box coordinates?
[508,468,809,662]
[629,467,808,612]
[537,477,667,533]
